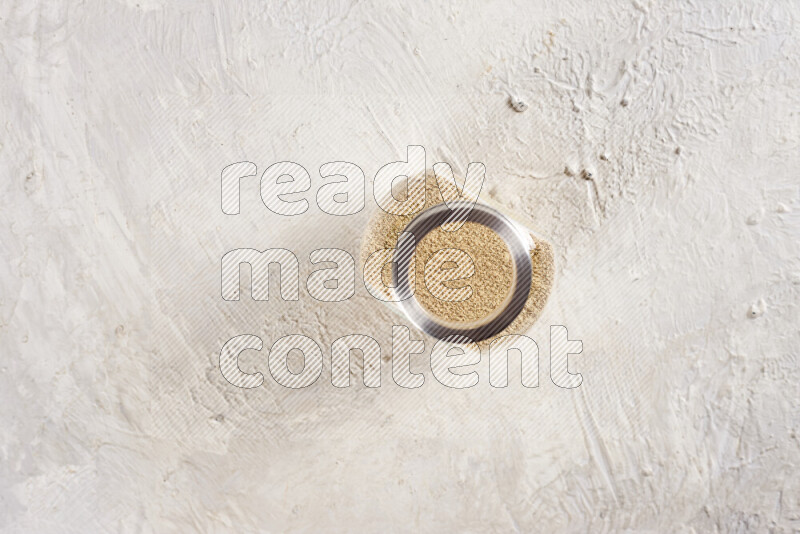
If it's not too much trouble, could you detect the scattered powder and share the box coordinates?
[361,174,555,344]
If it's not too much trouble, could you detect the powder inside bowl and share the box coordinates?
[361,173,555,345]
[412,221,514,324]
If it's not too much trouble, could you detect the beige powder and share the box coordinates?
[361,174,555,344]
[413,221,514,323]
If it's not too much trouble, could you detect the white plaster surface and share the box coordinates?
[2,1,800,532]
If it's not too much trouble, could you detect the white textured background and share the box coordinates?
[2,1,799,532]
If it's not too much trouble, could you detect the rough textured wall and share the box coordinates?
[1,0,799,532]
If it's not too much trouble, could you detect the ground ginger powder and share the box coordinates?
[361,174,555,344]
[413,221,514,323]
